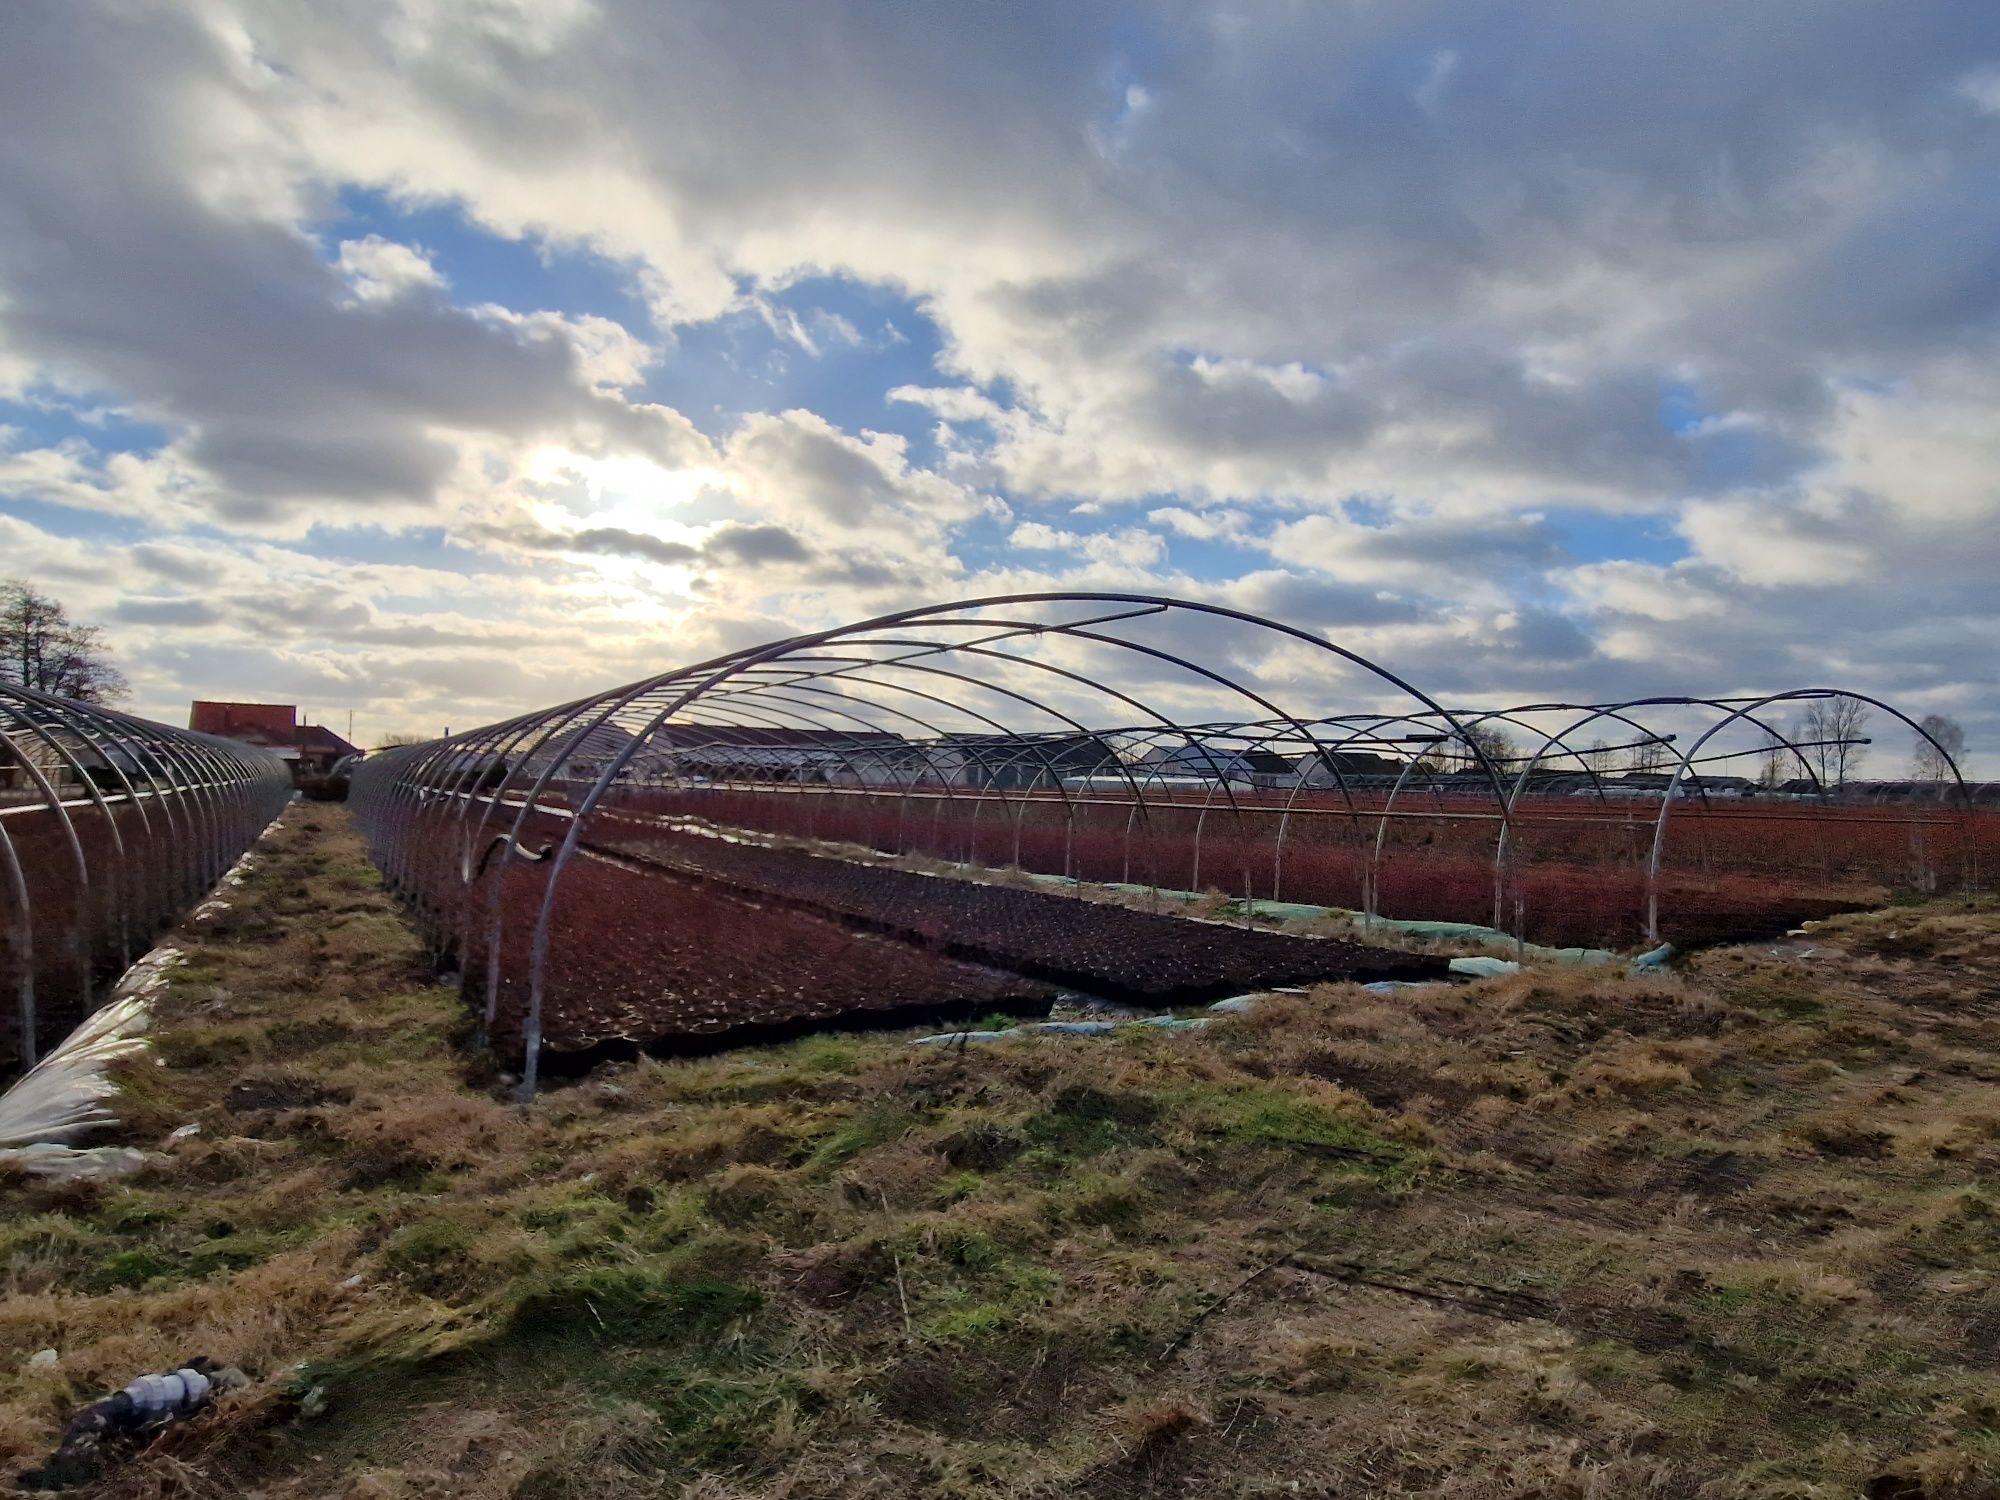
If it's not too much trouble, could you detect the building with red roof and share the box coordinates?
[189,702,360,784]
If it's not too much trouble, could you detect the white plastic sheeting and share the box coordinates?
[0,979,162,1151]
[0,972,162,1181]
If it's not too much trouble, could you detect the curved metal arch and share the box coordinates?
[1645,688,1977,942]
[346,594,1984,1095]
[0,698,133,986]
[681,677,1071,866]
[20,695,176,973]
[1487,702,1679,925]
[0,684,290,1071]
[0,702,102,1018]
[705,652,1101,832]
[496,595,1498,1093]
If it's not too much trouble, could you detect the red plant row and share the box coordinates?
[472,851,1055,1060]
[595,784,1992,948]
[585,824,1446,1005]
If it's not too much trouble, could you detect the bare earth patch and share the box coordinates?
[3,808,1998,1498]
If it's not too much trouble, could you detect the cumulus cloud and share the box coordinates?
[0,0,1995,764]
[335,235,445,302]
[0,6,707,524]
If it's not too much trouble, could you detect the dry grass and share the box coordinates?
[3,810,1999,1497]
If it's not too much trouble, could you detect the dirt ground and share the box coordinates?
[3,807,1999,1498]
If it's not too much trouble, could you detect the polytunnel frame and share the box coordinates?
[1644,688,1978,943]
[345,593,1979,1098]
[399,592,1509,1097]
[0,682,293,1070]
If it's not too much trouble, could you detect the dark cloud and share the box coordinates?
[569,528,701,566]
[704,523,813,565]
[470,516,824,574]
[129,543,228,587]
[0,7,704,519]
[115,596,224,627]
[1229,571,1423,630]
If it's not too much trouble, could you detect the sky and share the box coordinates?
[1,1,1996,772]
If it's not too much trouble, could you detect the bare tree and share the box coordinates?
[1626,736,1672,775]
[1911,713,1967,782]
[1756,722,1791,787]
[1453,720,1519,772]
[0,580,128,704]
[1796,695,1871,788]
[1581,737,1617,773]
[375,733,430,750]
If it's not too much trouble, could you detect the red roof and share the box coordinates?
[292,724,360,757]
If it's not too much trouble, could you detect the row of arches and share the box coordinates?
[348,594,1980,1093]
[0,683,292,1072]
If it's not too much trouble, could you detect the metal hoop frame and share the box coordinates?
[346,592,1980,1094]
[0,683,292,1070]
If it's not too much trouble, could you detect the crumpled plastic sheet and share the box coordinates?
[0,948,180,1182]
[0,1141,150,1182]
[0,986,162,1150]
[1223,898,1622,966]
[1447,955,1522,979]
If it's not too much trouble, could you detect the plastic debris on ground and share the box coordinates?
[909,1012,1211,1045]
[1630,942,1676,972]
[908,1030,1014,1047]
[16,1358,248,1492]
[1750,938,1841,962]
[1448,955,1522,979]
[1207,994,1261,1014]
[0,1143,149,1184]
[1100,883,1207,903]
[1076,996,1148,1018]
[0,994,158,1146]
[1220,898,1620,967]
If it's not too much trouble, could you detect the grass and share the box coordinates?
[2,808,1999,1496]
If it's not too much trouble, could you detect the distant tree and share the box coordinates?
[1626,737,1672,775]
[1581,737,1617,773]
[1911,713,1968,782]
[1755,722,1791,787]
[1797,695,1871,788]
[0,580,128,704]
[1451,720,1519,772]
[375,733,429,750]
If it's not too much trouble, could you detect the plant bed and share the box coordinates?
[580,825,1448,1005]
